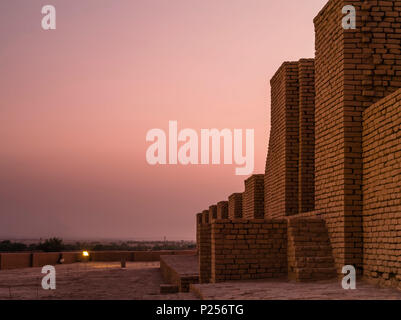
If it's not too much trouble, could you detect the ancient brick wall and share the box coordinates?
[211,219,288,282]
[265,62,299,218]
[196,213,202,252]
[198,222,211,283]
[195,0,401,287]
[314,0,401,273]
[313,0,347,273]
[217,201,228,219]
[298,59,315,213]
[228,193,243,219]
[242,174,265,219]
[363,88,401,287]
[198,210,212,283]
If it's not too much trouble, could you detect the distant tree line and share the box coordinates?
[0,238,196,253]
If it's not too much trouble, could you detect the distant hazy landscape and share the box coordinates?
[0,238,196,253]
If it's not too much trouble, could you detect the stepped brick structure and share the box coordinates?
[195,0,401,289]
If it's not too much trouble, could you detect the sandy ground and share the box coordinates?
[0,262,198,300]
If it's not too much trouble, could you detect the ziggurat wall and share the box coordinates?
[196,0,401,288]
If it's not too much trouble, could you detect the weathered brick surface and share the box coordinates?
[228,193,243,219]
[196,213,202,252]
[217,201,229,219]
[298,59,315,213]
[202,210,210,224]
[313,0,349,274]
[265,62,299,218]
[211,219,288,282]
[265,59,315,218]
[242,174,265,219]
[363,88,401,287]
[199,222,211,283]
[209,205,218,222]
[314,0,401,274]
[287,218,336,281]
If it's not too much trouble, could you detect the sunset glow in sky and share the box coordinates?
[0,0,327,240]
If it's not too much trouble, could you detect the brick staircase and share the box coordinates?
[287,218,337,282]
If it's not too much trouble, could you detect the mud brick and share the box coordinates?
[265,61,300,218]
[228,193,243,219]
[242,174,265,219]
[201,210,209,224]
[209,205,218,222]
[195,0,401,289]
[217,201,229,219]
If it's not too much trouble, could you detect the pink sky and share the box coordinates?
[0,0,327,240]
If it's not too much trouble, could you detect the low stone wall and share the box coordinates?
[90,251,134,262]
[0,250,196,270]
[133,250,195,262]
[0,253,32,270]
[61,252,80,264]
[32,252,62,267]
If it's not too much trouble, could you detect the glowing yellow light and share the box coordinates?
[82,251,89,257]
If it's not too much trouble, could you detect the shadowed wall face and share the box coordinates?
[196,213,202,251]
[242,174,265,219]
[298,59,315,213]
[265,62,299,218]
[228,193,243,219]
[216,201,228,219]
